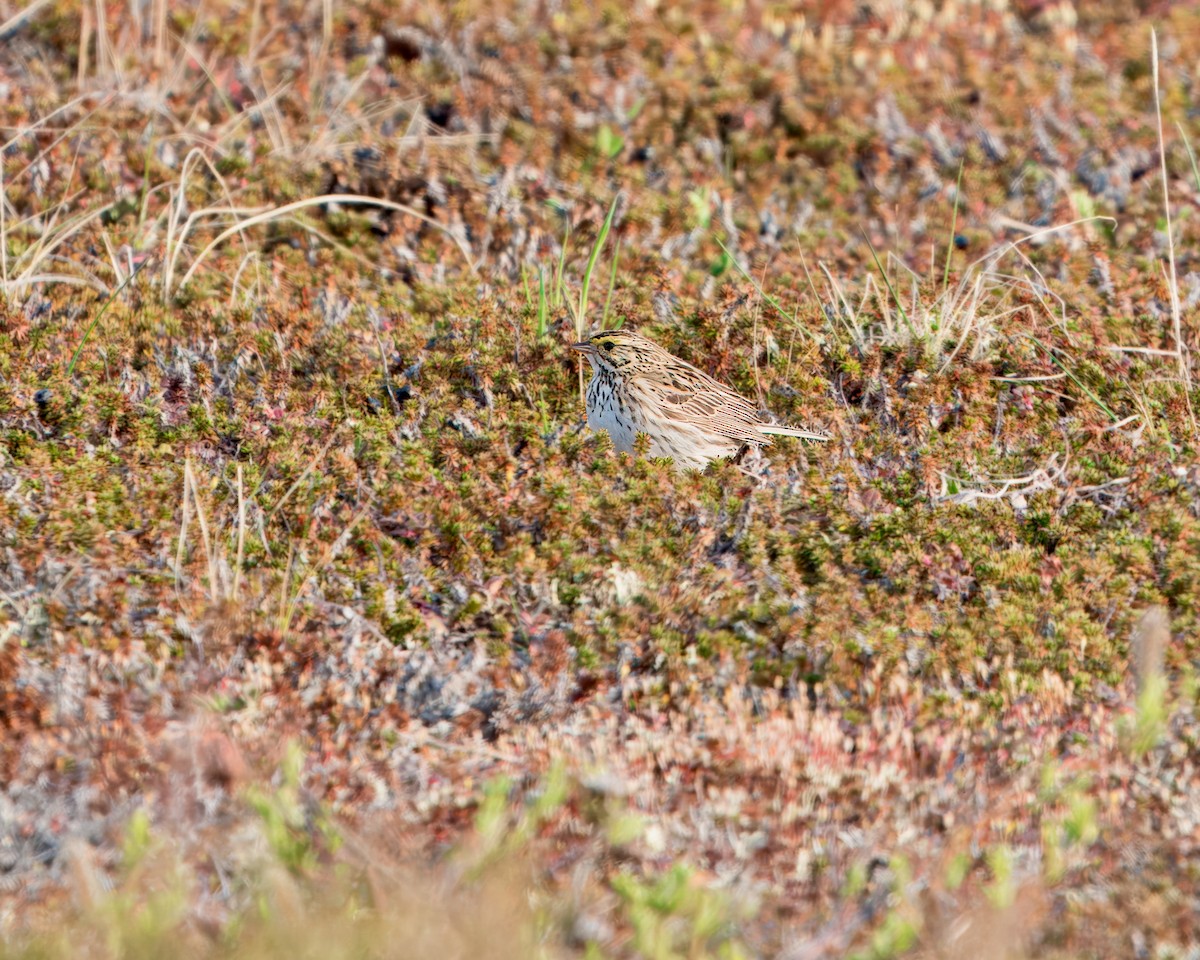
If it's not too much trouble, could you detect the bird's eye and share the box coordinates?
[602,340,615,352]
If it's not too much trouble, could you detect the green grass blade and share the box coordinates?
[942,156,965,296]
[1178,121,1200,194]
[67,256,152,378]
[553,223,570,309]
[537,266,548,338]
[601,237,622,329]
[715,235,821,344]
[861,229,917,341]
[577,195,619,335]
[1027,334,1120,422]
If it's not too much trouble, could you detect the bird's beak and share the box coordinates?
[570,341,595,355]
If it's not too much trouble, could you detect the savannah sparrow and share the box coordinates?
[570,330,828,470]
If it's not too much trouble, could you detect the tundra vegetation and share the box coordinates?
[1,1,1199,957]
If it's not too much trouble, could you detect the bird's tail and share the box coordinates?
[760,424,830,442]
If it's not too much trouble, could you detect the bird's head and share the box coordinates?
[569,330,658,374]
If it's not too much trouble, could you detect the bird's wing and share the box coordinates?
[631,362,767,445]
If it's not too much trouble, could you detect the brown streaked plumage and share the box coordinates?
[569,330,828,470]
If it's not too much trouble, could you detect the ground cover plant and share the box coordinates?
[2,0,1200,956]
